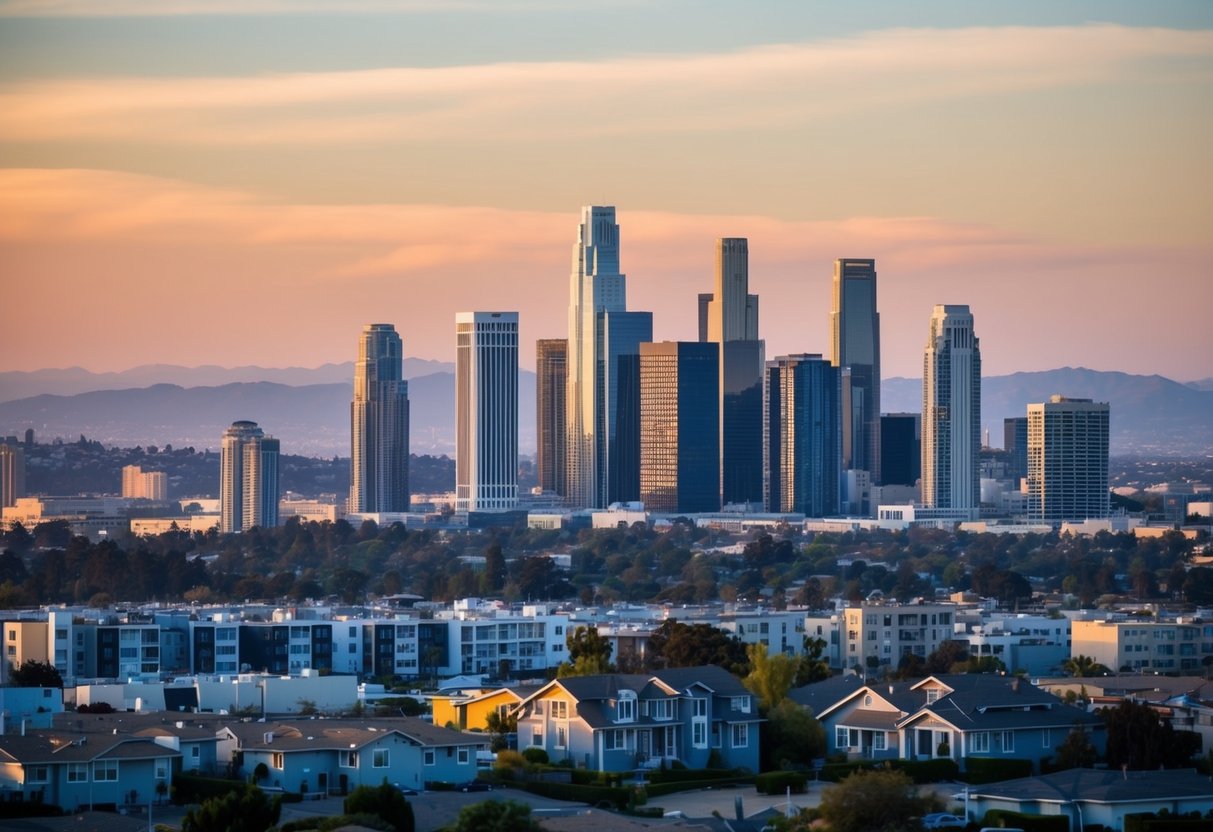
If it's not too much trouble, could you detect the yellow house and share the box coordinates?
[434,687,536,731]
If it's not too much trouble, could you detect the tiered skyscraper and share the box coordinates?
[220,420,279,533]
[1026,396,1110,523]
[350,323,410,513]
[922,305,981,518]
[639,342,719,513]
[763,354,841,517]
[565,206,651,508]
[831,259,881,492]
[700,238,764,507]
[456,312,519,512]
[536,339,567,496]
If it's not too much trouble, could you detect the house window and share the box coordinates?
[731,724,748,748]
[692,698,707,718]
[458,747,469,765]
[925,689,939,704]
[692,722,707,748]
[836,727,848,749]
[551,700,568,720]
[26,765,49,784]
[970,732,989,753]
[731,696,751,714]
[616,691,636,722]
[873,733,887,752]
[424,749,436,766]
[1042,729,1051,748]
[155,763,168,780]
[556,726,567,749]
[67,763,88,783]
[192,745,200,760]
[652,699,673,720]
[863,695,873,706]
[93,760,119,782]
[1000,731,1014,753]
[272,753,285,769]
[531,730,543,748]
[340,751,359,768]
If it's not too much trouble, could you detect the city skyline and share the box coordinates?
[1,4,1210,382]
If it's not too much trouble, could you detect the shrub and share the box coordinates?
[981,808,1069,832]
[343,782,414,832]
[888,758,959,783]
[755,771,807,795]
[171,773,247,805]
[961,757,1034,784]
[521,747,549,765]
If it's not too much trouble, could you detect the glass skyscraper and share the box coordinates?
[922,305,981,517]
[220,420,279,532]
[536,338,567,496]
[830,258,881,484]
[350,323,410,513]
[763,354,841,517]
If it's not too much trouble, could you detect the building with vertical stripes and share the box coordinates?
[922,305,981,519]
[536,338,567,496]
[220,421,279,533]
[456,312,519,512]
[1026,396,1110,523]
[350,323,410,513]
[763,354,841,517]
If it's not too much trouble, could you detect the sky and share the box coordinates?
[1,1,1211,380]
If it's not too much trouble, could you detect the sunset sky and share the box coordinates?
[1,1,1211,380]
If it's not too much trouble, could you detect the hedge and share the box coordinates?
[0,802,65,820]
[755,771,807,795]
[646,768,744,785]
[171,773,247,804]
[961,757,1034,784]
[888,758,959,784]
[1125,812,1213,832]
[521,780,632,810]
[645,776,753,798]
[980,809,1069,832]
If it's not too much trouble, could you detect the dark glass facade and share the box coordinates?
[880,413,921,487]
[536,339,567,495]
[764,354,841,517]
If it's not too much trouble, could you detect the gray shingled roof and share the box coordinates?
[968,768,1213,803]
[225,717,485,752]
[788,675,864,715]
[0,735,181,765]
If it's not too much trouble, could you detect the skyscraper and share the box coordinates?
[121,465,167,501]
[350,323,410,513]
[0,438,24,509]
[639,341,719,513]
[1004,416,1028,486]
[701,238,764,507]
[1026,396,1110,523]
[830,258,881,483]
[536,338,567,496]
[602,310,652,504]
[565,206,650,508]
[456,312,519,512]
[921,305,981,517]
[220,420,279,533]
[880,413,921,488]
[763,354,841,517]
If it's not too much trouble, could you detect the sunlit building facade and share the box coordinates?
[922,305,981,519]
[350,323,410,513]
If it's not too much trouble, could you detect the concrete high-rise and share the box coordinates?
[1027,396,1110,523]
[830,258,881,483]
[456,312,519,512]
[350,323,410,513]
[1004,417,1028,486]
[220,421,279,532]
[536,338,567,496]
[0,438,25,509]
[763,354,841,517]
[565,206,650,508]
[880,413,921,488]
[701,238,764,507]
[922,305,981,518]
[121,465,167,501]
[639,342,719,513]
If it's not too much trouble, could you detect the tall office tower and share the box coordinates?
[880,413,921,487]
[0,438,25,508]
[456,312,519,512]
[830,258,881,483]
[350,323,410,513]
[220,421,279,532]
[702,238,765,507]
[565,206,650,508]
[1004,416,1028,486]
[121,465,167,500]
[639,342,719,513]
[1026,396,1110,523]
[696,293,713,342]
[536,339,568,496]
[763,354,841,517]
[921,305,981,517]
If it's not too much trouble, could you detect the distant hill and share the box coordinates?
[0,371,535,458]
[1187,378,1213,392]
[0,365,1206,458]
[882,367,1213,455]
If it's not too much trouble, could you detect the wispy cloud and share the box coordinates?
[2,25,1209,145]
[0,0,569,17]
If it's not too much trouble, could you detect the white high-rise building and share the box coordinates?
[456,312,519,512]
[1027,396,1110,523]
[921,305,981,519]
[565,206,627,509]
[220,421,279,533]
[350,323,410,513]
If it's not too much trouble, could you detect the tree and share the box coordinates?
[483,541,507,594]
[762,699,826,770]
[182,783,281,832]
[793,636,831,686]
[8,659,63,688]
[451,799,538,832]
[556,625,613,677]
[817,768,936,832]
[343,782,415,832]
[744,644,797,711]
[1102,699,1201,770]
[1062,654,1110,678]
[485,707,518,752]
[1053,726,1098,770]
[646,620,750,676]
[924,641,969,674]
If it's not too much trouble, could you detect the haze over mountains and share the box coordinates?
[0,364,1208,458]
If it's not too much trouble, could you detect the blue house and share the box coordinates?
[513,665,762,773]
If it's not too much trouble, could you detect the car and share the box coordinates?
[457,780,493,792]
[922,813,967,829]
[392,784,419,796]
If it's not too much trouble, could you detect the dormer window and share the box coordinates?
[616,690,636,722]
[551,700,568,720]
[926,689,939,704]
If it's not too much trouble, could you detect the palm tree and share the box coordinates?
[1063,654,1110,677]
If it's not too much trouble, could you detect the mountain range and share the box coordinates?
[0,365,1208,458]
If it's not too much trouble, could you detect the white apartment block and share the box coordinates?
[1072,618,1213,674]
[841,602,958,671]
